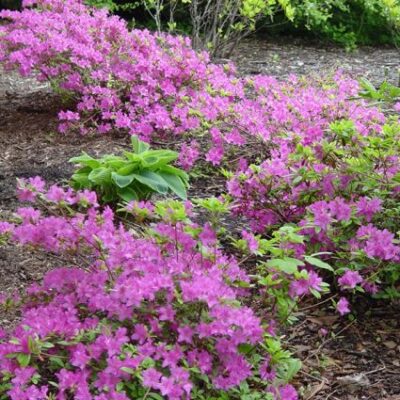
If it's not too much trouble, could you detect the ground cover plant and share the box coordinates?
[0,0,400,399]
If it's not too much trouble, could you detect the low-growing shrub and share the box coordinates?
[228,117,400,307]
[0,1,386,169]
[0,179,301,400]
[70,136,189,203]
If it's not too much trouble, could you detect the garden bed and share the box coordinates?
[1,37,400,399]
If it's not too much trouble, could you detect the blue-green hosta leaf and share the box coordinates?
[71,172,91,188]
[111,172,135,188]
[69,152,101,169]
[117,187,138,202]
[103,155,126,169]
[88,167,112,185]
[117,162,139,176]
[131,135,150,154]
[159,172,188,200]
[159,165,189,182]
[141,150,178,168]
[132,170,169,194]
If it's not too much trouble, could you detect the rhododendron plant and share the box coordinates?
[229,117,400,307]
[0,180,299,400]
[0,0,388,170]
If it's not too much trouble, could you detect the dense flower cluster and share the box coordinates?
[0,0,240,161]
[0,0,386,169]
[0,180,298,400]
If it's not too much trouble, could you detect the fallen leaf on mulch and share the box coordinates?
[336,373,371,393]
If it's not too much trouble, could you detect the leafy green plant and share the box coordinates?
[84,0,118,10]
[359,77,400,103]
[265,0,400,50]
[70,136,189,203]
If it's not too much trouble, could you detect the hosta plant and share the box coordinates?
[70,136,189,203]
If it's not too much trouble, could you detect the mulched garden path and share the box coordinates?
[1,37,400,399]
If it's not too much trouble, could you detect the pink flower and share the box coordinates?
[205,146,224,165]
[338,270,363,289]
[279,384,298,400]
[356,197,382,222]
[259,358,276,381]
[242,230,259,253]
[318,328,328,337]
[142,368,162,390]
[337,297,350,316]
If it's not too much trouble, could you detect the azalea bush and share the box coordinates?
[0,0,242,149]
[0,179,302,400]
[0,0,387,170]
[228,116,400,309]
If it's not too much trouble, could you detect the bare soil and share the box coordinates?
[1,38,400,399]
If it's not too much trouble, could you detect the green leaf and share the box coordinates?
[70,171,91,188]
[117,162,139,175]
[16,353,31,367]
[131,135,150,154]
[149,394,164,400]
[49,356,65,368]
[88,167,111,185]
[158,172,188,200]
[141,150,178,168]
[69,152,101,169]
[103,155,126,169]
[280,358,302,381]
[111,172,135,188]
[117,187,138,202]
[265,258,304,274]
[159,165,189,181]
[304,256,334,272]
[132,171,169,194]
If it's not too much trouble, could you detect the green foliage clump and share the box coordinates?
[70,136,189,204]
[272,0,400,49]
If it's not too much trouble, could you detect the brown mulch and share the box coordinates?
[233,35,400,84]
[1,38,400,399]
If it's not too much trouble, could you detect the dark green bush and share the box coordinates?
[85,0,400,51]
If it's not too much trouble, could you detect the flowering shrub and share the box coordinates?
[228,117,400,309]
[0,0,388,170]
[0,179,300,400]
[0,0,242,153]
